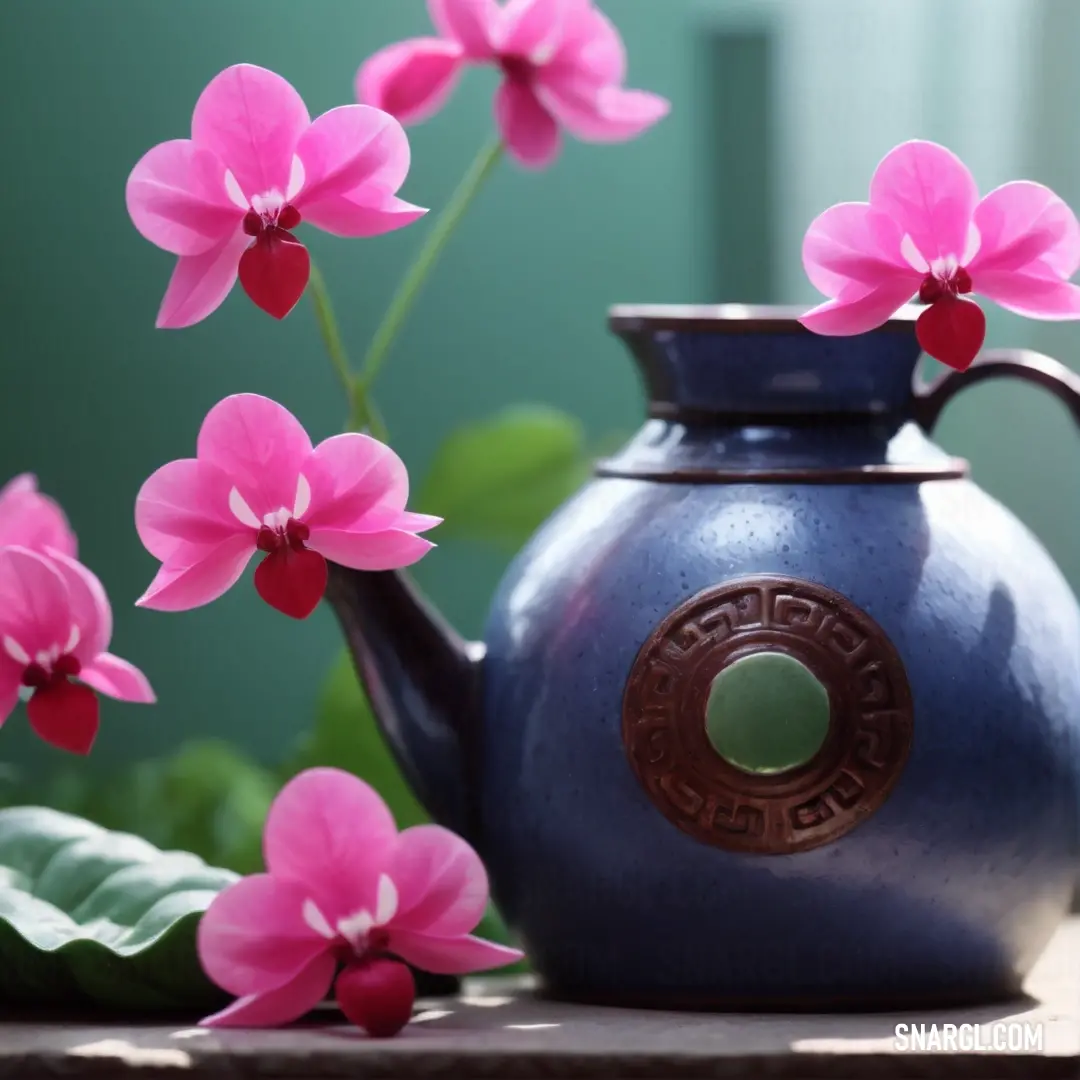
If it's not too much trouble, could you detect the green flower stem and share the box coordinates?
[307,260,388,441]
[307,261,351,396]
[356,136,505,395]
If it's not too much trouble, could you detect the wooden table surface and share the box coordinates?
[2,918,1076,1079]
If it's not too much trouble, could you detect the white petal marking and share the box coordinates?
[64,624,81,655]
[2,636,29,665]
[293,474,311,520]
[286,155,306,202]
[251,189,284,217]
[35,650,50,667]
[900,233,929,272]
[262,507,290,530]
[375,874,398,926]
[962,221,981,265]
[228,487,261,529]
[336,908,374,945]
[301,898,336,939]
[223,169,248,210]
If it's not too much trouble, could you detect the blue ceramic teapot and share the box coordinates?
[326,306,1080,1009]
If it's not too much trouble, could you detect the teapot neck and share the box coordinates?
[604,305,969,484]
[611,304,924,426]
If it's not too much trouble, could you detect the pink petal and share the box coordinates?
[135,535,255,612]
[238,232,310,321]
[42,551,112,661]
[389,824,489,936]
[916,295,986,372]
[801,201,911,299]
[295,106,415,208]
[196,394,313,522]
[356,39,464,127]
[0,547,71,657]
[799,277,918,337]
[300,191,427,239]
[976,269,1080,319]
[135,459,244,563]
[537,77,669,142]
[0,475,35,499]
[868,140,978,267]
[126,139,241,256]
[78,653,156,704]
[496,0,568,61]
[306,528,435,571]
[348,508,442,535]
[494,80,561,169]
[968,181,1080,279]
[27,682,100,756]
[389,929,523,974]
[0,475,77,557]
[428,0,496,57]
[190,64,310,201]
[547,2,624,84]
[200,953,336,1029]
[197,874,331,998]
[303,434,408,531]
[155,228,251,329]
[262,768,398,917]
[253,548,327,620]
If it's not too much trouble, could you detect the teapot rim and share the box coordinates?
[608,303,920,335]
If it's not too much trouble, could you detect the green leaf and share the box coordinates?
[419,406,591,549]
[0,806,237,1010]
[15,741,278,877]
[148,741,277,875]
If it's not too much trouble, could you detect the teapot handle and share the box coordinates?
[912,348,1080,433]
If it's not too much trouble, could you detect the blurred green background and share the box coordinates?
[0,0,1078,785]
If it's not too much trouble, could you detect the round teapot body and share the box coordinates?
[479,472,1080,1007]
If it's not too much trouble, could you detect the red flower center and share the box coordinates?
[256,517,310,554]
[252,517,327,620]
[333,928,391,965]
[20,653,99,755]
[918,265,973,303]
[335,957,415,1038]
[242,202,302,238]
[499,55,536,84]
[21,652,81,689]
[238,202,310,321]
[914,265,984,372]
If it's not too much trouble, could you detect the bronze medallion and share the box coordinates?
[621,575,914,855]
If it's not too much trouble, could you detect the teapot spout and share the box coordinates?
[324,565,483,843]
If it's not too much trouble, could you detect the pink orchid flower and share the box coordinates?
[357,0,669,169]
[800,140,1080,370]
[197,767,523,1035]
[126,63,426,327]
[0,474,77,557]
[135,394,440,621]
[0,547,155,754]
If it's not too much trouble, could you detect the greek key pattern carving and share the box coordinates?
[621,575,914,855]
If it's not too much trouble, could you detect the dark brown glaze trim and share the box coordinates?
[648,403,899,426]
[609,303,921,335]
[594,459,971,484]
[621,576,915,856]
[914,347,1080,433]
